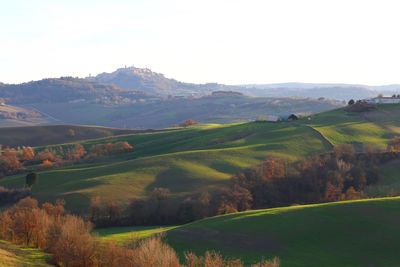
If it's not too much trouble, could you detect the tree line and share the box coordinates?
[0,141,133,177]
[0,197,279,267]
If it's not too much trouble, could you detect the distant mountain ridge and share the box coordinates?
[243,82,400,90]
[1,66,400,104]
[240,84,377,100]
[86,67,400,100]
[241,83,400,100]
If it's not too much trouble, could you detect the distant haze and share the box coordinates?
[1,0,400,85]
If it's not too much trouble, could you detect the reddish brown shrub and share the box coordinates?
[20,146,35,161]
[50,215,95,267]
[180,119,198,127]
[40,159,53,170]
[133,237,181,267]
[65,143,87,161]
[36,149,57,162]
[0,148,22,175]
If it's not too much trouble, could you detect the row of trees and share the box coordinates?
[229,145,400,210]
[0,141,134,177]
[89,188,230,227]
[0,197,279,267]
[90,185,253,227]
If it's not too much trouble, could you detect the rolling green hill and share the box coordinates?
[309,104,400,149]
[95,226,177,244]
[0,122,331,211]
[99,197,400,267]
[1,105,400,211]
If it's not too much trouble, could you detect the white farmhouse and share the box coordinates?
[365,95,400,104]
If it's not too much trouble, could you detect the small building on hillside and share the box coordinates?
[256,115,280,122]
[365,95,400,104]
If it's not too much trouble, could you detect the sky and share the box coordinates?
[1,0,400,85]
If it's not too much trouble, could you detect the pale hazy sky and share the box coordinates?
[1,0,400,85]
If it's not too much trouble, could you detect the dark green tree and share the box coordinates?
[25,172,37,188]
[288,114,298,121]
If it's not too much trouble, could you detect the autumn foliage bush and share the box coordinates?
[0,148,22,176]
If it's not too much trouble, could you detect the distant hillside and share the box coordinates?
[240,83,377,100]
[239,82,400,101]
[0,74,344,128]
[0,125,144,147]
[27,96,343,129]
[88,66,242,96]
[0,77,149,104]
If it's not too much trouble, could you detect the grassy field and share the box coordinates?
[0,241,51,267]
[308,104,400,149]
[1,105,400,211]
[365,159,400,197]
[95,226,177,244]
[98,197,400,267]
